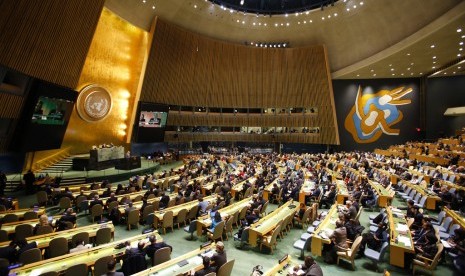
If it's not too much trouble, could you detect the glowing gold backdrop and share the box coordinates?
[62,8,148,154]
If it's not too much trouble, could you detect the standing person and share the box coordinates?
[0,171,6,196]
[23,170,36,195]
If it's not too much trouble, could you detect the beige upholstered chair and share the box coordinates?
[161,210,174,234]
[260,224,281,254]
[207,221,225,242]
[152,247,171,266]
[127,209,140,230]
[217,259,235,276]
[412,244,444,276]
[336,236,363,270]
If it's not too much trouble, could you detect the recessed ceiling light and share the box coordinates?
[407,53,411,56]
[285,14,288,17]
[237,19,240,23]
[373,74,377,76]
[433,56,436,59]
[286,23,290,26]
[411,62,414,65]
[357,74,360,77]
[462,35,465,38]
[347,8,350,11]
[389,64,392,67]
[431,45,435,48]
[253,23,256,26]
[458,28,463,33]
[392,73,395,76]
[334,13,338,16]
[411,73,413,75]
[460,48,463,51]
[152,5,155,9]
[444,72,447,75]
[432,66,436,69]
[360,2,364,5]
[459,67,462,69]
[407,68,411,70]
[460,42,464,45]
[391,68,394,71]
[370,69,374,72]
[433,61,436,64]
[401,73,404,76]
[453,72,456,74]
[194,4,197,8]
[458,54,462,57]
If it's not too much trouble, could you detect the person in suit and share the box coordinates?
[103,258,124,276]
[89,195,103,209]
[159,192,170,209]
[211,241,227,272]
[293,256,324,276]
[325,220,348,264]
[319,186,336,208]
[122,241,147,275]
[0,241,18,264]
[144,235,172,260]
[189,256,215,276]
[16,239,38,258]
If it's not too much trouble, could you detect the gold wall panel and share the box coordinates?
[0,0,105,88]
[141,19,339,145]
[61,8,148,154]
[0,93,25,153]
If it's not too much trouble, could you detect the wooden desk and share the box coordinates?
[368,180,394,207]
[0,207,45,220]
[155,195,218,221]
[196,197,252,236]
[231,177,257,198]
[95,190,147,208]
[148,175,180,190]
[444,207,465,229]
[0,222,114,249]
[132,243,216,276]
[263,177,280,201]
[116,192,177,215]
[400,180,440,210]
[311,204,340,256]
[335,180,349,204]
[408,154,450,166]
[249,200,299,247]
[387,207,415,268]
[201,177,225,196]
[1,215,62,235]
[11,230,161,275]
[298,180,316,204]
[263,255,299,276]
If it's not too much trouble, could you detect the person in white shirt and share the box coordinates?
[70,239,92,253]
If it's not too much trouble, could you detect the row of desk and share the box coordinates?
[11,230,161,275]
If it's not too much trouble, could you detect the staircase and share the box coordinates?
[38,156,74,174]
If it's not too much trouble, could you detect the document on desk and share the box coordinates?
[441,240,452,248]
[398,235,411,247]
[396,223,409,232]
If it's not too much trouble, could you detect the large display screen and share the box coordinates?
[32,96,74,125]
[139,111,168,128]
[9,79,77,152]
[132,102,169,143]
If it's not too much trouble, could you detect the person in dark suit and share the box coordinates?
[16,239,38,258]
[211,241,227,272]
[159,192,170,209]
[89,195,103,209]
[189,256,215,276]
[104,258,124,276]
[319,186,336,208]
[122,241,147,275]
[0,241,18,264]
[144,235,172,261]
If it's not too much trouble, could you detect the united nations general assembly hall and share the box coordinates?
[0,0,465,276]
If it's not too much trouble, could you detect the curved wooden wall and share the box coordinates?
[141,18,339,144]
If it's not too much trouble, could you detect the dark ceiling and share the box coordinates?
[208,0,337,15]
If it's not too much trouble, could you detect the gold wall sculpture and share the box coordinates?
[140,19,339,145]
[61,8,148,154]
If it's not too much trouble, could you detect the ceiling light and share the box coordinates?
[357,74,360,77]
[392,73,395,76]
[304,21,307,24]
[334,13,338,16]
[360,2,364,5]
[411,62,414,65]
[453,72,456,74]
[275,23,278,27]
[370,69,374,72]
[237,19,240,23]
[407,68,411,70]
[242,21,245,24]
[347,8,350,11]
[391,68,394,71]
[373,74,377,76]
[142,0,146,3]
[407,53,411,56]
[194,5,197,8]
[253,23,256,26]
[286,23,290,26]
[285,14,288,17]
[353,5,357,8]
[457,28,462,33]
[433,61,436,64]
[433,56,436,59]
[444,72,447,75]
[460,42,464,45]
[431,45,435,48]
[401,73,404,76]
[460,48,463,51]
[458,54,462,57]
[264,23,267,26]
[432,66,436,69]
[152,5,155,9]
[462,35,465,38]
[411,73,413,75]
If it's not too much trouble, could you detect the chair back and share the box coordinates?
[35,225,53,235]
[127,209,140,229]
[436,211,446,224]
[186,219,197,233]
[153,247,171,266]
[15,224,34,240]
[93,256,113,276]
[349,236,363,258]
[3,214,18,223]
[23,211,38,220]
[19,248,42,265]
[378,241,389,260]
[210,221,225,241]
[134,195,143,202]
[241,228,250,242]
[95,227,112,245]
[37,191,48,206]
[49,237,68,258]
[238,206,248,220]
[449,224,461,235]
[224,216,234,236]
[187,205,199,221]
[167,198,176,208]
[418,196,427,207]
[72,232,90,247]
[75,195,87,210]
[442,217,453,230]
[59,197,72,209]
[152,200,160,211]
[175,209,188,226]
[260,201,269,216]
[0,230,8,242]
[217,259,235,276]
[107,201,119,212]
[429,244,444,269]
[413,193,421,203]
[142,205,155,222]
[162,210,174,227]
[64,263,88,276]
[91,204,103,222]
[355,207,363,222]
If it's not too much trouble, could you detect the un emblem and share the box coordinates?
[77,84,112,122]
[344,86,413,143]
